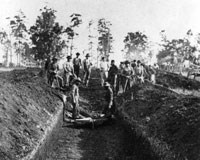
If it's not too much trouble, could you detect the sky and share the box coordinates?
[1,0,200,64]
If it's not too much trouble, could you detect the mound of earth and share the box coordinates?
[117,82,200,160]
[0,68,63,160]
[156,70,200,90]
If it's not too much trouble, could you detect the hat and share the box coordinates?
[76,52,80,56]
[52,56,58,61]
[125,60,130,64]
[104,82,110,87]
[67,55,72,59]
[85,53,90,57]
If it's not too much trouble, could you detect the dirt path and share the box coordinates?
[46,120,137,160]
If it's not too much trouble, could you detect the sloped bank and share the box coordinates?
[0,68,63,160]
[116,82,200,160]
[156,70,200,90]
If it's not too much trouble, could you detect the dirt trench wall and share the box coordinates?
[116,82,200,160]
[29,104,63,160]
[156,70,200,90]
[0,69,63,160]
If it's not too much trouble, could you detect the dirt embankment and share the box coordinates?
[0,68,62,160]
[156,70,200,90]
[117,72,200,160]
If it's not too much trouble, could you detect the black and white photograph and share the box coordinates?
[0,0,200,159]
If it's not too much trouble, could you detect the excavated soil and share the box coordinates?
[0,68,62,160]
[156,70,200,90]
[1,68,200,160]
[117,72,200,160]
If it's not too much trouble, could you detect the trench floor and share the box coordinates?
[46,120,137,160]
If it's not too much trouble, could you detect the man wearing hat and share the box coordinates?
[108,60,118,91]
[100,56,109,86]
[123,60,135,92]
[102,82,115,117]
[83,53,92,87]
[48,56,60,87]
[73,52,82,77]
[63,55,74,87]
[116,61,125,94]
[71,77,82,119]
[131,60,137,69]
[45,56,52,84]
[135,60,145,83]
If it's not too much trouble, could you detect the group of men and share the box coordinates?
[98,58,157,118]
[100,58,157,95]
[45,53,157,119]
[45,52,94,119]
[45,52,92,88]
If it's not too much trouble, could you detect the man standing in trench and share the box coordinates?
[73,52,82,77]
[63,56,75,87]
[71,77,82,119]
[48,57,60,87]
[83,53,92,87]
[102,82,115,118]
[100,56,109,86]
[108,60,118,93]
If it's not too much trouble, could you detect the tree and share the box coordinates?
[0,30,11,66]
[157,30,196,63]
[29,7,64,60]
[65,13,82,56]
[6,10,28,66]
[88,20,94,54]
[87,20,99,66]
[97,18,113,60]
[123,31,148,60]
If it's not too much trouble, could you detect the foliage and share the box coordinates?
[123,31,148,60]
[88,20,94,53]
[0,30,11,65]
[29,7,64,60]
[97,18,113,59]
[157,30,196,62]
[7,10,28,65]
[65,13,82,55]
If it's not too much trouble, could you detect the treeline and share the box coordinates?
[0,7,114,66]
[0,6,198,67]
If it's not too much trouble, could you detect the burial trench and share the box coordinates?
[35,78,159,160]
[0,68,161,160]
[35,70,200,160]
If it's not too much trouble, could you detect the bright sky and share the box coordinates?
[1,0,200,63]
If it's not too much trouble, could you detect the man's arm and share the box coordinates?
[63,62,67,72]
[108,88,113,108]
[72,85,76,103]
[56,64,59,72]
[71,64,75,75]
[79,59,82,67]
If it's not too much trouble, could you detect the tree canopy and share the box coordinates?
[123,31,148,60]
[157,30,196,63]
[29,7,64,60]
[97,18,113,60]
